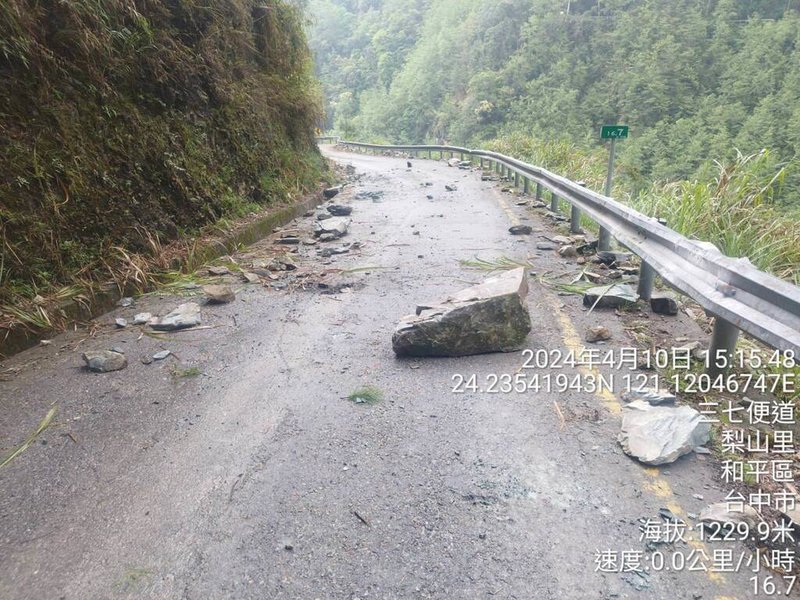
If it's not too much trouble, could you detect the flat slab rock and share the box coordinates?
[392,267,532,357]
[314,217,350,239]
[151,302,202,331]
[583,284,638,308]
[618,400,710,465]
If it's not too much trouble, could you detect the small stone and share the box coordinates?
[583,284,638,308]
[301,238,318,246]
[650,293,679,315]
[118,297,134,308]
[445,184,457,192]
[82,350,127,373]
[552,236,572,245]
[275,236,301,245]
[595,251,631,266]
[203,284,236,304]
[152,350,171,361]
[319,233,338,243]
[509,225,532,235]
[327,205,353,217]
[141,356,153,365]
[151,303,202,331]
[241,272,260,283]
[314,217,350,239]
[208,266,230,276]
[586,326,611,343]
[426,194,434,200]
[536,242,556,251]
[621,388,677,406]
[133,312,152,325]
[115,318,128,328]
[558,245,578,258]
[577,257,586,265]
[323,186,341,199]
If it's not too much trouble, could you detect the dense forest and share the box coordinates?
[0,0,323,309]
[308,0,800,281]
[308,0,800,188]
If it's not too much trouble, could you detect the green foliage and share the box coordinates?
[0,0,324,303]
[308,0,800,205]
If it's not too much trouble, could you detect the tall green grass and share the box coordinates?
[487,134,800,284]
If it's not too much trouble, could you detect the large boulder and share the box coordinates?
[618,400,710,465]
[392,268,532,357]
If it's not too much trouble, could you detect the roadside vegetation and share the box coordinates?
[0,0,325,332]
[307,0,800,282]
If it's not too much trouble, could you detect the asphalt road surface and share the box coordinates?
[0,147,755,599]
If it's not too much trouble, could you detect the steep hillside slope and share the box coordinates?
[0,0,323,305]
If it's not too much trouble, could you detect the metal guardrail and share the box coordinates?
[316,136,340,144]
[320,138,800,371]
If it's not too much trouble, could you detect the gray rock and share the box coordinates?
[207,266,230,276]
[392,268,532,357]
[323,186,340,199]
[327,204,353,217]
[115,318,128,328]
[316,212,333,221]
[318,233,339,243]
[558,245,578,258]
[447,158,461,167]
[445,184,457,192]
[618,400,711,465]
[314,217,350,239]
[509,225,532,235]
[152,350,171,361]
[551,235,572,245]
[133,312,152,325]
[203,284,236,304]
[83,350,128,373]
[650,293,679,315]
[241,272,260,283]
[586,325,611,342]
[621,388,677,406]
[583,284,638,308]
[536,242,556,251]
[117,297,133,307]
[699,503,760,529]
[151,302,202,331]
[275,236,301,245]
[595,251,631,266]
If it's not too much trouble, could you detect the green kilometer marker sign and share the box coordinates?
[600,125,629,139]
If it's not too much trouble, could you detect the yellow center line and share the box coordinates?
[492,192,736,598]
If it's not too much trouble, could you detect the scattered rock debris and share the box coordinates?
[83,350,128,373]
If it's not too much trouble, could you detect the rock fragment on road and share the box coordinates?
[323,186,341,199]
[650,292,679,315]
[151,302,202,331]
[327,204,353,216]
[82,350,128,373]
[314,217,350,239]
[585,325,611,342]
[618,400,710,465]
[583,284,638,308]
[203,285,236,304]
[392,267,532,357]
[509,225,532,235]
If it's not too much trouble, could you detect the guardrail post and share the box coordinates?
[637,261,656,300]
[514,172,520,189]
[570,205,582,234]
[707,318,740,377]
[598,228,612,251]
[570,181,586,234]
[550,191,559,212]
[523,177,530,194]
[536,183,542,201]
